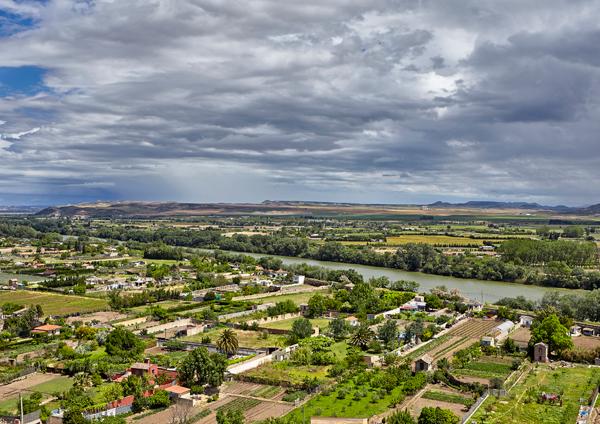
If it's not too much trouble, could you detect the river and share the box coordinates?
[205,250,583,303]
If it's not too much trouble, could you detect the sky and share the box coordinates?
[0,0,600,206]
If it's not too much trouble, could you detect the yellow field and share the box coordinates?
[386,235,485,246]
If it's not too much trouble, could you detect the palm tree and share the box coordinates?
[216,329,239,355]
[349,324,374,350]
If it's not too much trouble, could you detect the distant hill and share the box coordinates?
[33,200,600,218]
[427,200,573,212]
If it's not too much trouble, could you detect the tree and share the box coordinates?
[563,226,584,238]
[101,383,124,403]
[307,293,327,318]
[349,324,374,350]
[378,320,398,349]
[529,314,573,354]
[327,317,350,340]
[418,407,459,424]
[105,327,144,359]
[387,410,416,424]
[289,318,313,342]
[216,329,239,355]
[147,389,171,409]
[216,409,244,424]
[178,347,227,391]
[502,337,517,354]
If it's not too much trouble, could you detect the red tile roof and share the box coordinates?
[163,385,190,395]
[32,324,61,332]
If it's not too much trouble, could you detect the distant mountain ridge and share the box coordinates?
[33,199,600,218]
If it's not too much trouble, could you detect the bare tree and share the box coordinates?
[169,402,193,424]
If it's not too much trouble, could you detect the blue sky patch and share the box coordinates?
[0,8,36,36]
[0,66,47,97]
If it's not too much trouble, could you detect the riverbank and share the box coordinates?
[200,249,585,303]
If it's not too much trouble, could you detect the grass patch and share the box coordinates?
[0,290,108,316]
[422,390,474,406]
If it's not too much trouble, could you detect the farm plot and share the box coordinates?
[446,318,499,339]
[0,290,108,316]
[261,318,331,332]
[0,373,73,413]
[452,356,516,384]
[408,385,474,419]
[183,328,286,348]
[405,319,499,362]
[386,235,485,246]
[242,361,332,386]
[573,335,600,351]
[223,382,286,400]
[212,396,294,424]
[470,364,600,424]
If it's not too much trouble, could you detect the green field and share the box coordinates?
[0,375,74,413]
[261,318,331,331]
[244,361,332,386]
[471,364,600,423]
[0,290,109,316]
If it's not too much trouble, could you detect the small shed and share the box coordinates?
[519,315,534,328]
[414,354,434,372]
[481,336,495,347]
[534,342,549,363]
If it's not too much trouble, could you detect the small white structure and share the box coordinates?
[345,316,360,327]
[481,336,495,347]
[273,344,299,361]
[570,325,582,337]
[491,320,515,342]
[293,275,305,285]
[519,315,534,328]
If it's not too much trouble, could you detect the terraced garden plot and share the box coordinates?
[446,318,499,339]
[223,382,285,400]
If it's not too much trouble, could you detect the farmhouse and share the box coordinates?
[31,324,61,336]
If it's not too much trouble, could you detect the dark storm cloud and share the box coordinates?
[0,0,599,205]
